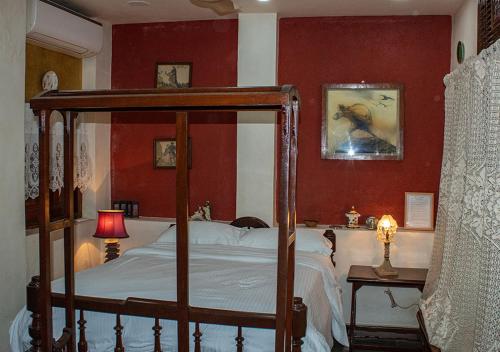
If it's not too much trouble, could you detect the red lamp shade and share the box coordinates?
[93,210,129,239]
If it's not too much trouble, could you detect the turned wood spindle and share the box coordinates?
[114,314,124,352]
[52,339,63,352]
[77,310,88,352]
[153,317,162,352]
[292,297,307,352]
[28,311,42,352]
[193,322,202,352]
[27,276,42,352]
[235,326,245,352]
[52,328,72,352]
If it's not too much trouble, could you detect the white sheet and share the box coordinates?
[10,244,348,351]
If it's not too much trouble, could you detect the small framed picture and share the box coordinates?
[321,83,404,160]
[404,192,434,230]
[155,62,192,88]
[154,138,192,169]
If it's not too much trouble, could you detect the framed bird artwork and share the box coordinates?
[321,83,404,160]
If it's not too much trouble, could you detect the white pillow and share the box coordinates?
[239,228,332,256]
[156,221,245,246]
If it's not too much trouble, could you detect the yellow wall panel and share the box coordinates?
[25,43,82,102]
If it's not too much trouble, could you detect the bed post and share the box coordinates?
[38,109,54,351]
[323,230,336,266]
[63,112,77,351]
[276,102,292,351]
[27,276,42,352]
[286,98,300,351]
[176,111,190,352]
[292,297,307,352]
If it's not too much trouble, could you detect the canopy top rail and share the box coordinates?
[30,85,300,113]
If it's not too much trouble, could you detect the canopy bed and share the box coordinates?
[18,86,347,351]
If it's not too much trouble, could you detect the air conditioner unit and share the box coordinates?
[26,0,103,58]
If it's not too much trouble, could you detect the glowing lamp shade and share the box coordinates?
[374,214,399,277]
[376,214,398,243]
[94,210,129,239]
[94,210,129,262]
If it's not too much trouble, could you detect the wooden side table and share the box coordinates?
[346,265,428,351]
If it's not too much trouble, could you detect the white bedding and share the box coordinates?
[10,243,348,351]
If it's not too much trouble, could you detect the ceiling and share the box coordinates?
[53,0,465,24]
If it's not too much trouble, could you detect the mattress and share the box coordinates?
[10,243,348,351]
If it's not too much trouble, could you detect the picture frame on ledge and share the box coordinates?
[155,62,192,89]
[154,138,192,169]
[321,83,404,160]
[404,192,434,230]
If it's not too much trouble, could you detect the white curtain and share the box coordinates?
[420,41,500,351]
[24,104,93,199]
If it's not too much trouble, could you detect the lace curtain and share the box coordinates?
[24,104,92,200]
[420,41,500,351]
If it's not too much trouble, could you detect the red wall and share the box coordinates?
[278,16,451,225]
[111,16,451,226]
[111,20,238,220]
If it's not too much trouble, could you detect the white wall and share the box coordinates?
[84,22,112,264]
[82,22,112,219]
[451,0,478,70]
[0,1,27,350]
[26,219,102,280]
[236,13,278,226]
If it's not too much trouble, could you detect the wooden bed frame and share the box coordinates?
[25,86,334,352]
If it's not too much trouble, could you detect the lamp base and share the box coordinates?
[104,239,120,263]
[374,258,399,278]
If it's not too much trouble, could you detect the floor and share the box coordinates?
[332,333,425,352]
[333,344,424,352]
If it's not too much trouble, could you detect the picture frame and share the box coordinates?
[154,138,192,169]
[155,62,192,89]
[404,192,434,230]
[321,83,404,160]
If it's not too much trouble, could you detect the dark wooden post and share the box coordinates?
[38,109,54,352]
[292,297,307,352]
[77,310,88,352]
[193,322,202,352]
[27,276,42,352]
[285,99,299,351]
[114,314,124,352]
[176,111,190,352]
[323,230,336,266]
[153,317,162,352]
[236,326,244,352]
[275,104,292,351]
[64,111,76,351]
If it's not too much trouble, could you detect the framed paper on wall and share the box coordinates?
[155,62,192,88]
[154,138,192,169]
[321,83,404,160]
[404,192,434,230]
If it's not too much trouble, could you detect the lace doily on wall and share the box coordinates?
[24,104,93,199]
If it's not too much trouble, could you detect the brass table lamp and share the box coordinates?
[374,214,398,277]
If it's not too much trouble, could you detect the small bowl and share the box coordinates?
[304,219,319,228]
